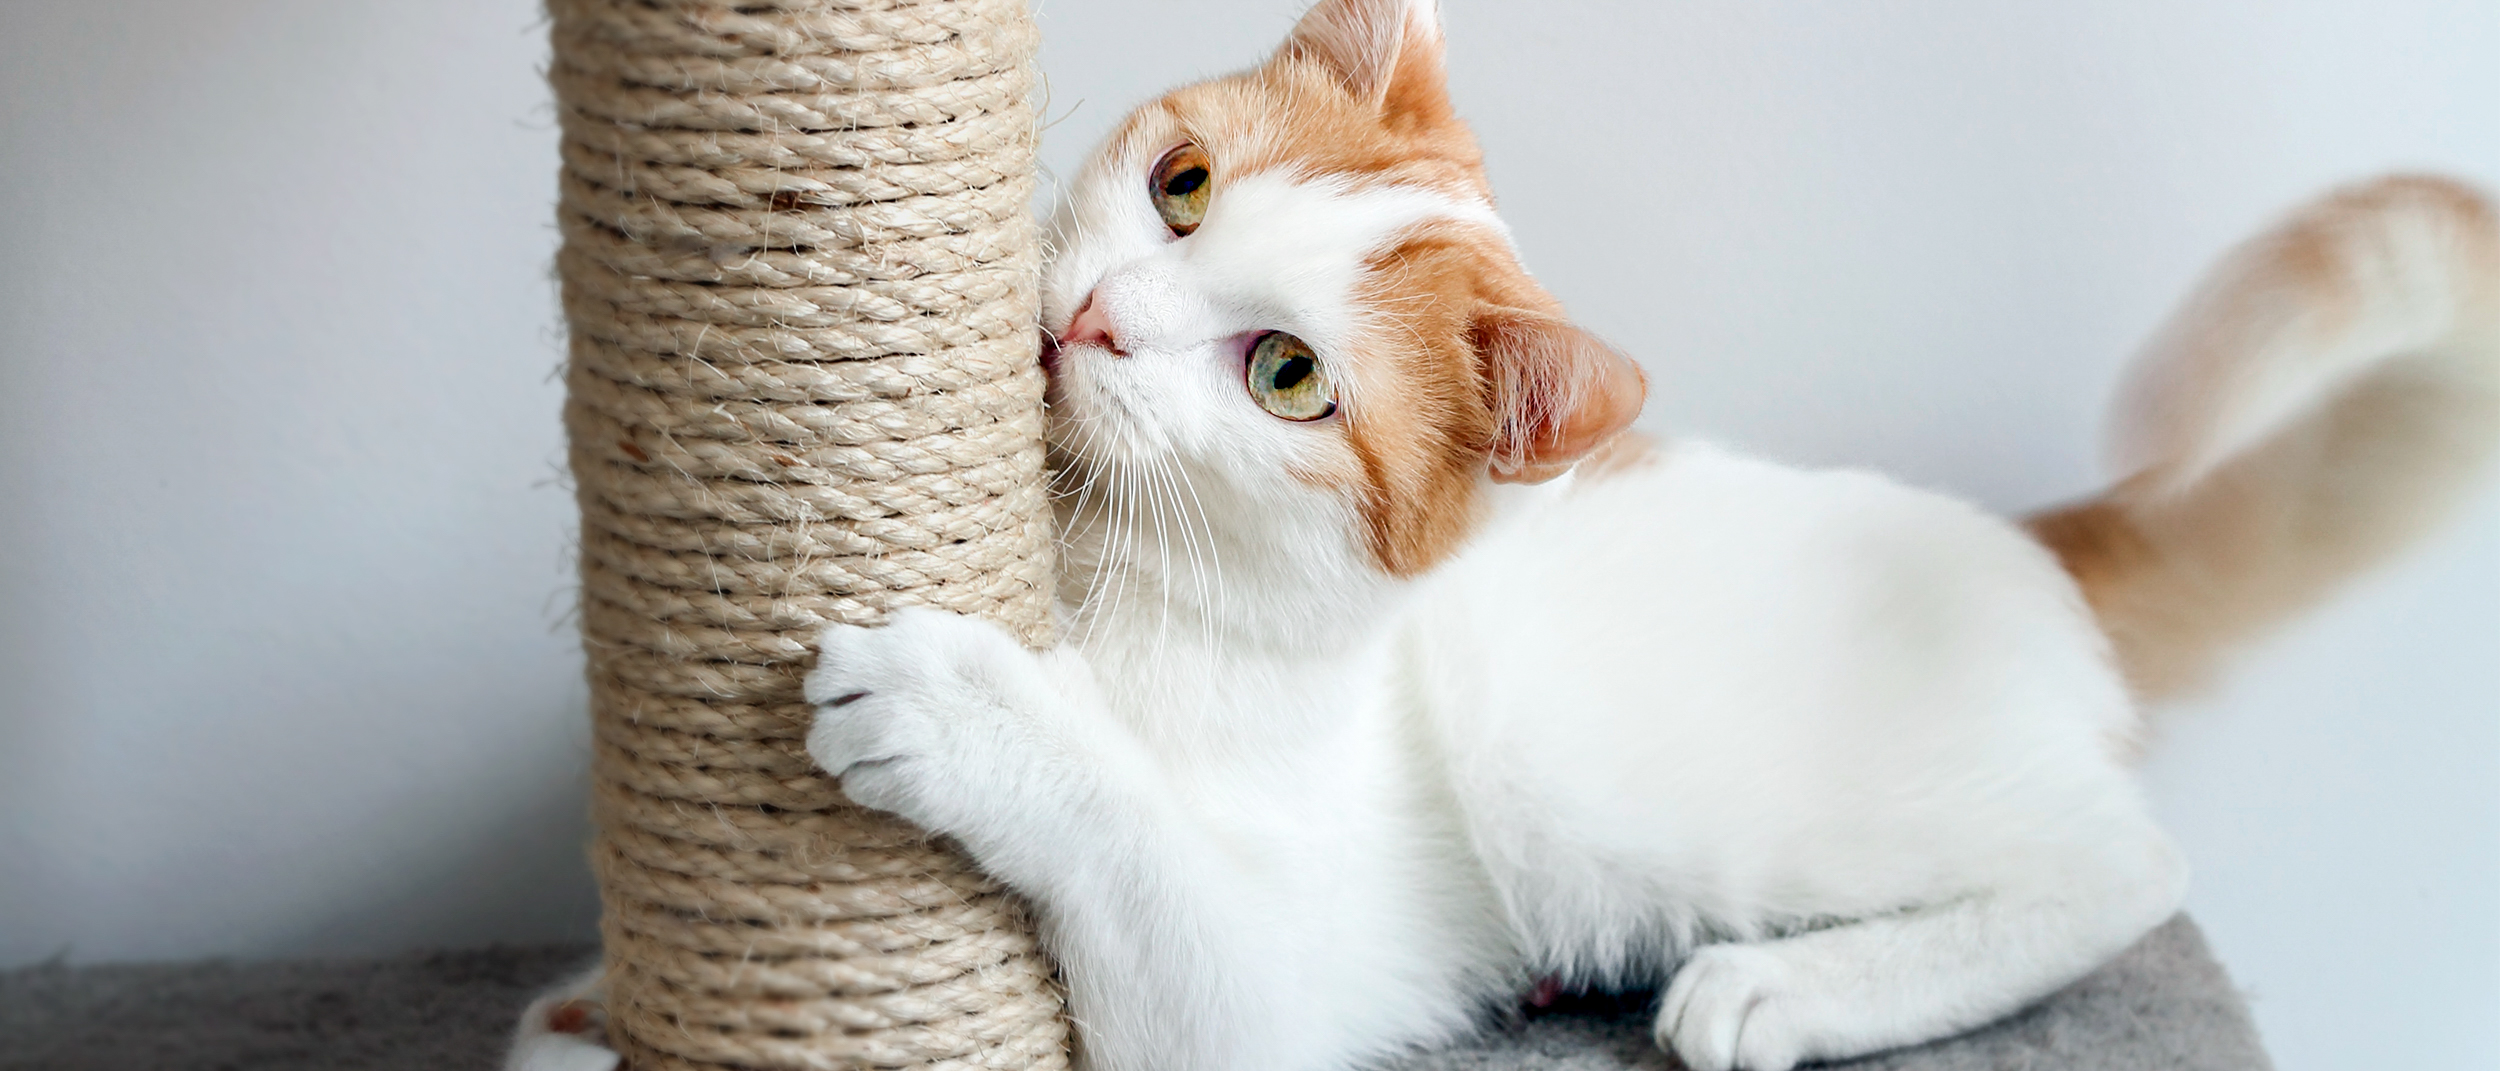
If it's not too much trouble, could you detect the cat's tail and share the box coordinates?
[2030,174,2500,701]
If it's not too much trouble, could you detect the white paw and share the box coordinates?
[506,965,618,1071]
[802,607,1043,834]
[1657,945,1808,1071]
[506,1032,620,1071]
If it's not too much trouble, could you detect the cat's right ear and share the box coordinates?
[1473,310,1650,484]
[1275,0,1446,113]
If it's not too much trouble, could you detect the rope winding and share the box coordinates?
[550,0,1063,1066]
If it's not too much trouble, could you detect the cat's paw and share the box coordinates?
[802,608,1046,835]
[506,1018,619,1071]
[1656,945,1810,1071]
[505,963,619,1071]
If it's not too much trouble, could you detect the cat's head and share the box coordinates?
[1042,0,1645,616]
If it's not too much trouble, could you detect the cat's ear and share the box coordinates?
[1275,0,1447,113]
[1473,310,1650,484]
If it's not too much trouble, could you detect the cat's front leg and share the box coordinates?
[803,610,1333,1071]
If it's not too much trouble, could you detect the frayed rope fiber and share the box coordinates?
[550,0,1064,1067]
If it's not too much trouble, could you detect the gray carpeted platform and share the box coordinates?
[1386,916,2272,1071]
[0,916,2268,1071]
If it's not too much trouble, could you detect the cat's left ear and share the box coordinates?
[1474,310,1650,484]
[1276,0,1448,115]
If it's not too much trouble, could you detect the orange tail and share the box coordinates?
[2032,176,2500,700]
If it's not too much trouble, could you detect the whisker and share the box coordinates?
[1167,455,1227,653]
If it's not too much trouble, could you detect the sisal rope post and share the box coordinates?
[548,0,1065,1067]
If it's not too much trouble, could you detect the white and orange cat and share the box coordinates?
[513,1,2500,1069]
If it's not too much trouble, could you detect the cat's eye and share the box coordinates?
[1150,143,1212,236]
[1246,332,1335,421]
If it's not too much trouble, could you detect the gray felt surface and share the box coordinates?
[1386,916,2273,1071]
[0,916,2268,1071]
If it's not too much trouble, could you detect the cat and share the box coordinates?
[512,1,2500,1069]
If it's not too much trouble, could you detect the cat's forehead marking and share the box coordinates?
[1117,56,1493,207]
[1186,171,1507,349]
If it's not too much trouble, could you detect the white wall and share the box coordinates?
[2,3,2492,1069]
[0,1,595,961]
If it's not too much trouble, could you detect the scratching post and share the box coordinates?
[549,0,1062,1067]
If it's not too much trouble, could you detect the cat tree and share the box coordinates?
[550,0,1064,1067]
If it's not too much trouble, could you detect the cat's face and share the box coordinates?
[1041,0,1645,597]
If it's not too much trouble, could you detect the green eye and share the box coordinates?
[1247,332,1335,421]
[1150,143,1211,236]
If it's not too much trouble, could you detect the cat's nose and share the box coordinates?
[1059,291,1123,356]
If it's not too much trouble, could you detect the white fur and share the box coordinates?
[791,150,2191,1071]
[514,157,2192,1071]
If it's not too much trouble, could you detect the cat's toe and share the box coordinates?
[801,621,887,713]
[803,677,898,777]
[805,684,936,820]
[802,618,942,774]
[831,755,923,816]
[1656,945,1803,1071]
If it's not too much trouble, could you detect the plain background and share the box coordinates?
[1,2,2492,1068]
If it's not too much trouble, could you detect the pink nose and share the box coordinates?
[1058,291,1122,355]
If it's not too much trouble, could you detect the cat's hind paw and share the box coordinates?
[507,1029,620,1071]
[506,964,620,1071]
[1656,945,1809,1071]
